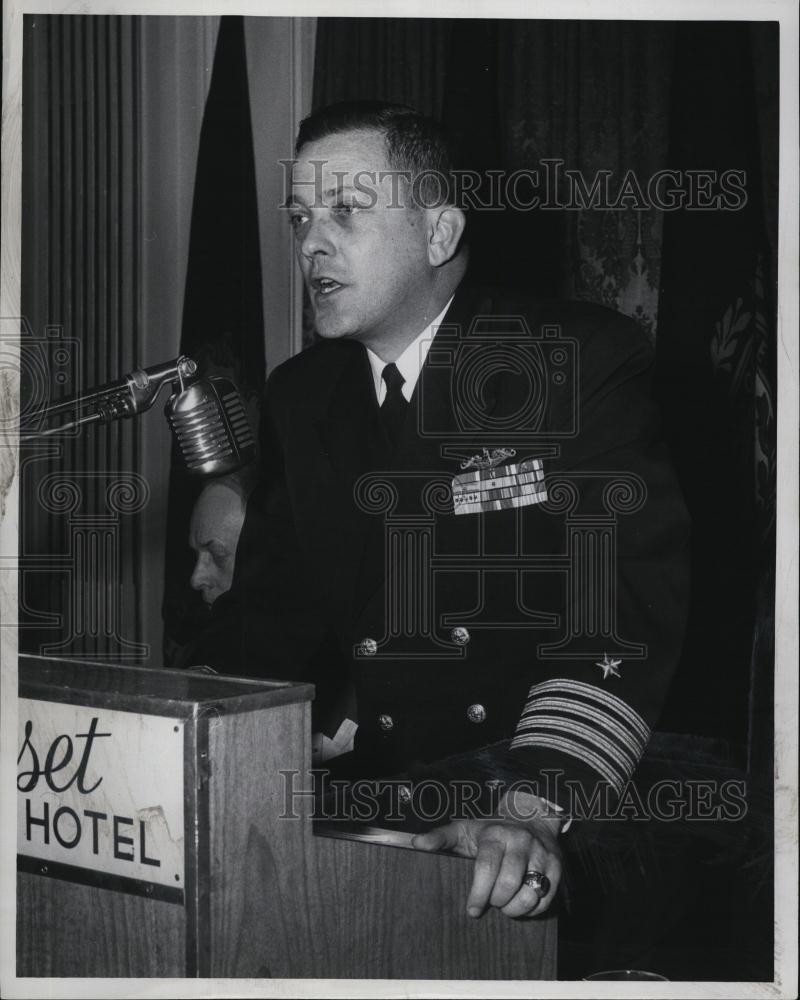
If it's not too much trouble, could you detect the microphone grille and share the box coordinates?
[166,376,256,476]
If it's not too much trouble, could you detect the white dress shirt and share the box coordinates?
[365,296,455,404]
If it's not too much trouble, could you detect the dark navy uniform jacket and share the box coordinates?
[194,281,691,807]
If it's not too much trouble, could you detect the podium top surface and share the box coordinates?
[19,653,314,719]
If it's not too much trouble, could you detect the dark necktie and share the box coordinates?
[380,362,408,452]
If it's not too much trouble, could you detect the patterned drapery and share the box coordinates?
[491,21,676,339]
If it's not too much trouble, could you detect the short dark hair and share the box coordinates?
[295,100,457,209]
[209,463,260,504]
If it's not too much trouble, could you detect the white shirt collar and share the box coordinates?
[366,295,455,404]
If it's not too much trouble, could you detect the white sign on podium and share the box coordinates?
[17,698,185,891]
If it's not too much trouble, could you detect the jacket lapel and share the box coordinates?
[349,281,505,627]
[314,342,391,491]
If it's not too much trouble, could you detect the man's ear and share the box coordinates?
[427,206,467,267]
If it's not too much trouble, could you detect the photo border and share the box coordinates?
[1,1,797,997]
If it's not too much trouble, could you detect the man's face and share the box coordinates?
[289,129,433,352]
[189,484,246,607]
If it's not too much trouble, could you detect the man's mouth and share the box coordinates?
[311,276,344,296]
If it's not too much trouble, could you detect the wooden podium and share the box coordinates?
[17,654,556,979]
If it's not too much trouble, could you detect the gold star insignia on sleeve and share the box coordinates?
[596,654,622,679]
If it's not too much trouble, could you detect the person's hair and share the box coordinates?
[205,463,259,505]
[295,100,458,210]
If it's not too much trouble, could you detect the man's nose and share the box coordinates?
[190,555,211,593]
[298,212,336,259]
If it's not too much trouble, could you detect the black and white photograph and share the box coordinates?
[0,1,797,995]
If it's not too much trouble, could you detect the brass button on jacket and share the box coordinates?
[467,703,487,724]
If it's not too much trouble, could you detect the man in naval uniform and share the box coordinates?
[195,102,690,921]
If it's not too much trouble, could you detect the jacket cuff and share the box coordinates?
[509,677,651,803]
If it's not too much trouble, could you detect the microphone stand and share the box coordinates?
[20,356,198,439]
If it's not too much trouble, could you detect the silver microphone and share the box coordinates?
[22,353,257,478]
[165,376,256,477]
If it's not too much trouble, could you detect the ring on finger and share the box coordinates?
[523,870,551,898]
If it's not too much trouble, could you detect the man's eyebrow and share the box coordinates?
[284,194,308,210]
[287,181,361,208]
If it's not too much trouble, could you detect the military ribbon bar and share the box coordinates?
[452,457,547,516]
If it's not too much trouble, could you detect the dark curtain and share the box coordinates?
[654,24,777,774]
[314,17,451,116]
[311,16,778,760]
[161,16,265,665]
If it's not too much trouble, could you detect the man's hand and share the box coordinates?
[410,791,563,919]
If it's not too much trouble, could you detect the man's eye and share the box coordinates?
[288,210,308,230]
